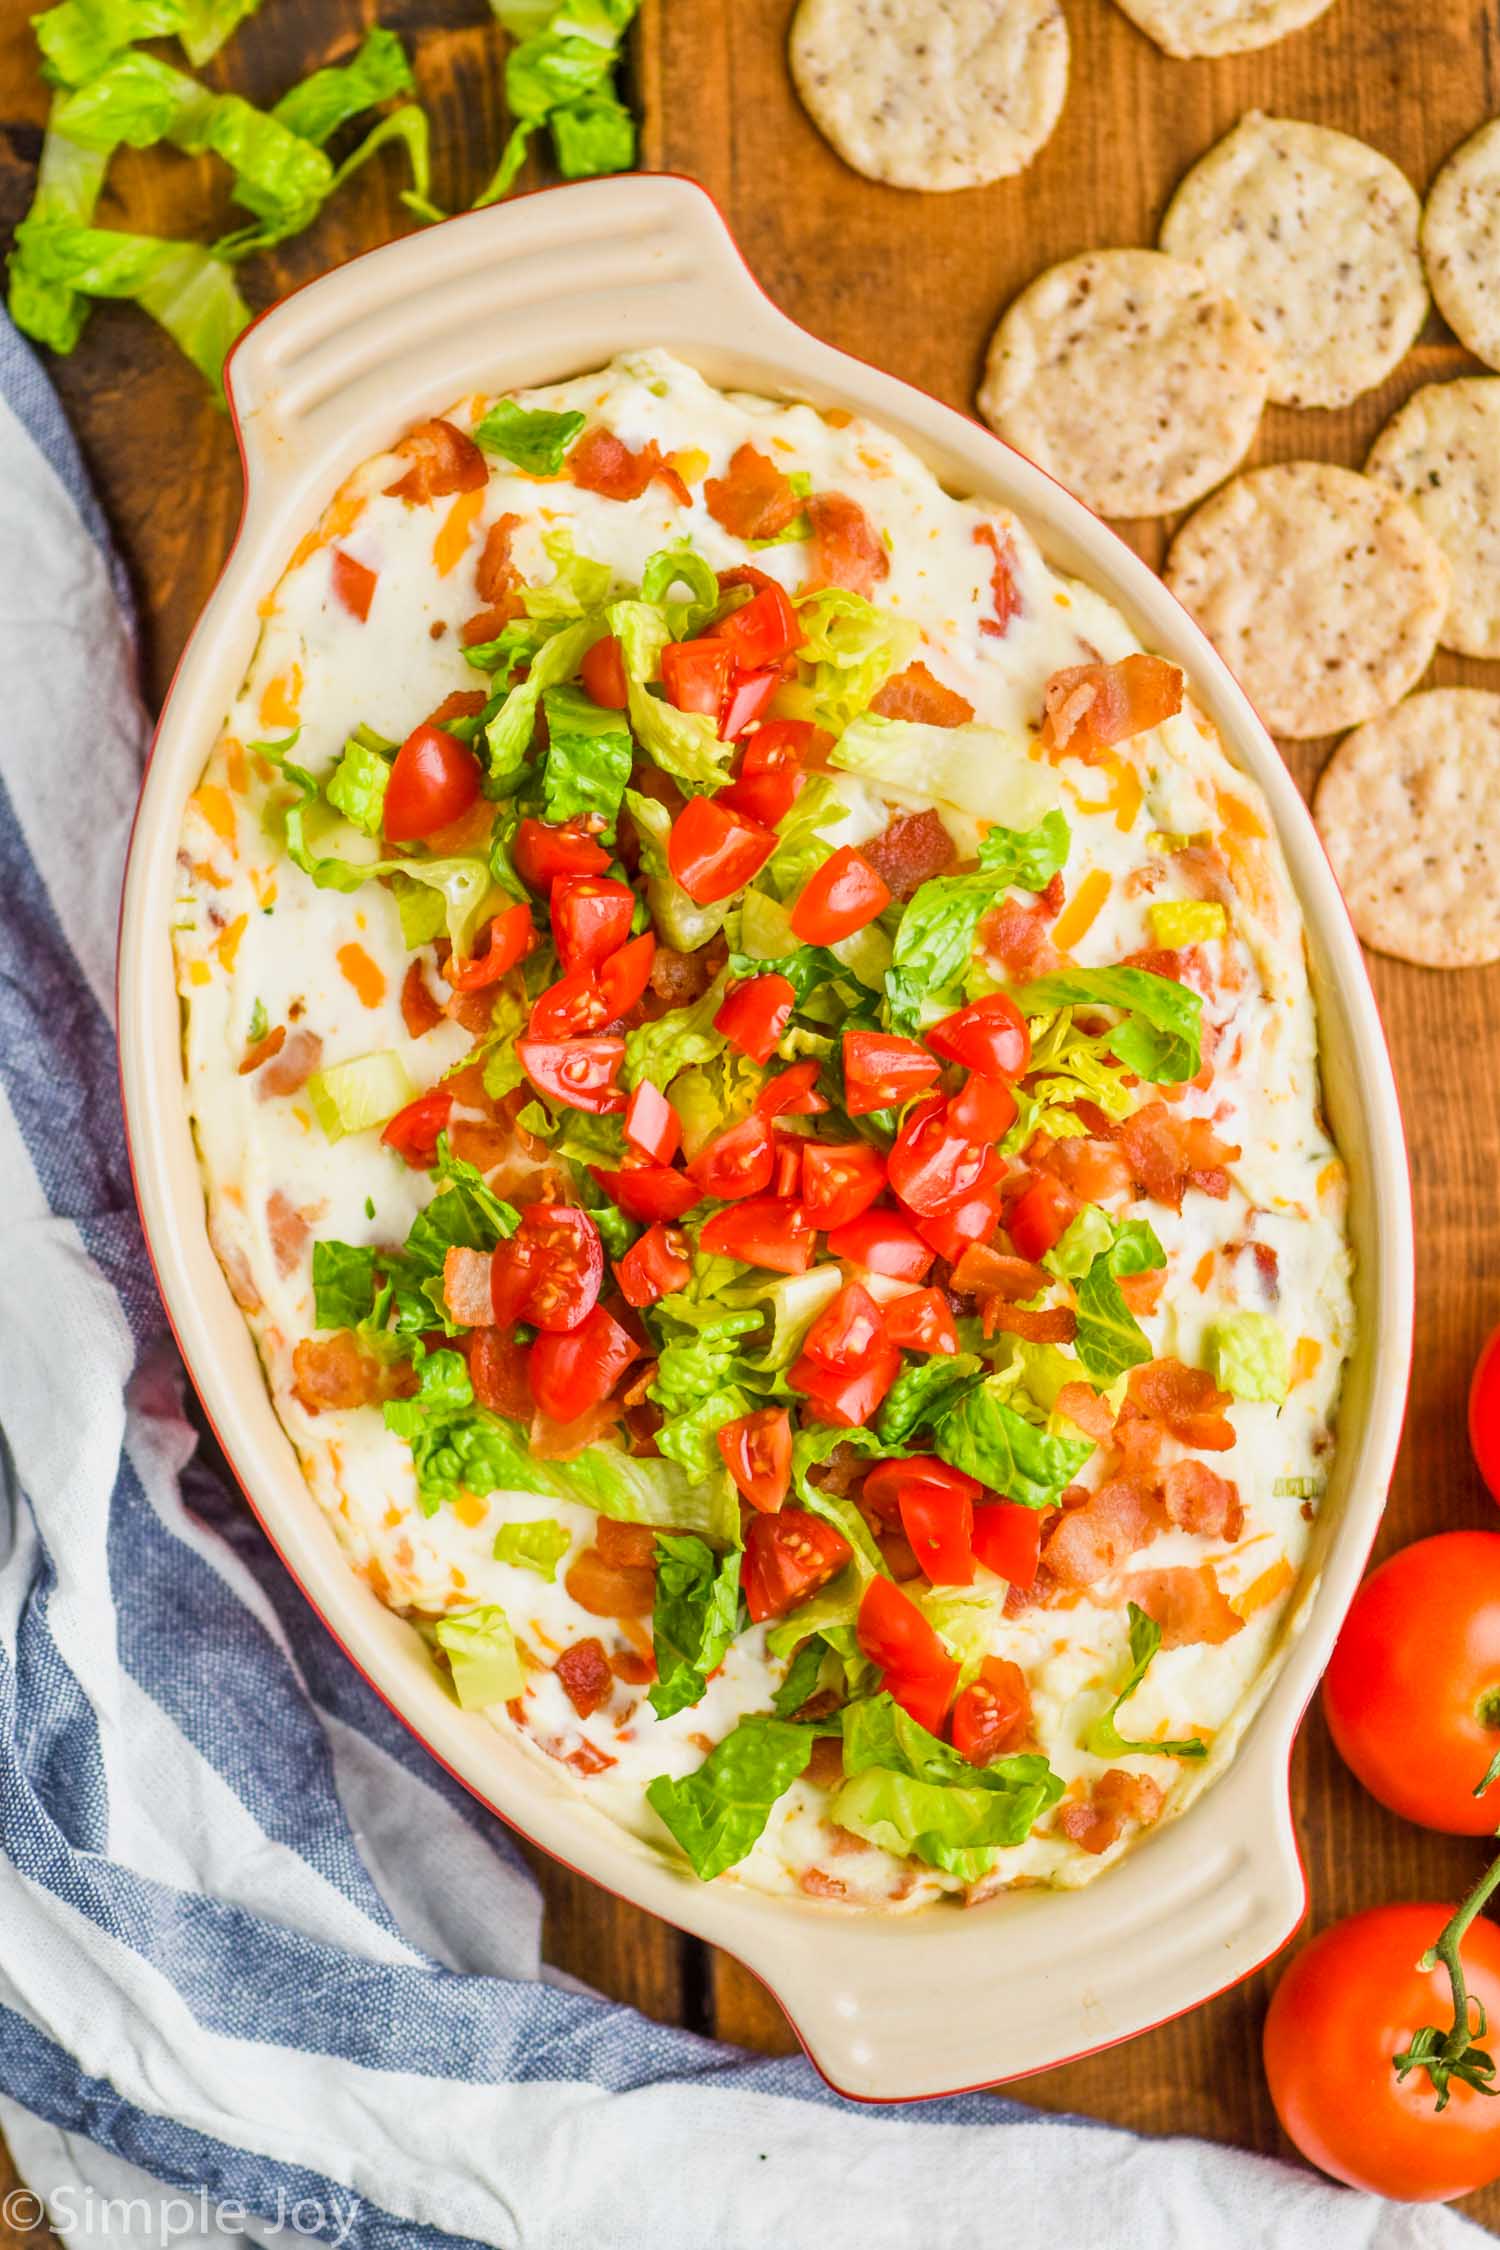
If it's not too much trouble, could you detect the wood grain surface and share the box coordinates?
[3,0,1500,2234]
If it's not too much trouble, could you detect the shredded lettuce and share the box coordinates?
[492,1518,571,1580]
[433,1604,523,1709]
[884,811,1070,1032]
[1084,1602,1207,1761]
[540,682,632,832]
[306,1050,413,1141]
[474,395,586,476]
[640,543,720,638]
[875,1351,984,1448]
[1206,1312,1290,1405]
[1005,1008,1140,1150]
[310,1240,377,1328]
[796,588,918,733]
[648,1535,743,1720]
[1013,966,1203,1087]
[1070,1216,1166,1388]
[646,1712,819,1880]
[832,1694,1062,1882]
[833,713,1061,828]
[325,727,394,836]
[931,1376,1094,1510]
[611,599,735,792]
[621,964,729,1095]
[477,0,640,206]
[484,615,600,788]
[33,0,257,86]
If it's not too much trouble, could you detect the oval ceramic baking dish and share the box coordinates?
[117,174,1413,2101]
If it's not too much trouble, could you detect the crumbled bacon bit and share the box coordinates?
[1042,1474,1159,1588]
[979,871,1065,980]
[974,521,1022,638]
[292,1332,410,1414]
[1059,1768,1165,1855]
[1124,1357,1236,1452]
[562,1740,618,1776]
[570,427,689,505]
[595,1517,659,1569]
[799,1868,850,1899]
[807,1735,846,1789]
[555,1636,613,1719]
[564,1545,657,1618]
[703,443,803,540]
[476,511,522,603]
[401,960,445,1039]
[1118,1102,1241,1212]
[609,1648,656,1685]
[804,490,889,597]
[266,1190,309,1279]
[443,1245,494,1327]
[1054,1381,1116,1445]
[858,808,958,903]
[984,1302,1078,1344]
[648,942,717,1007]
[425,689,488,729]
[1038,654,1183,762]
[385,418,487,503]
[253,1027,321,1099]
[1123,1562,1243,1648]
[870,661,974,728]
[239,1024,286,1075]
[1117,1267,1166,1316]
[950,1246,1051,1303]
[1163,1460,1244,1540]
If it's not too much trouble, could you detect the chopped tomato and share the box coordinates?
[597,933,656,1021]
[666,796,776,905]
[591,1161,700,1222]
[381,1088,453,1169]
[974,521,1021,639]
[703,444,803,541]
[869,659,974,727]
[842,1030,942,1116]
[715,973,794,1065]
[551,875,635,971]
[769,1130,804,1199]
[330,547,377,622]
[789,1336,901,1428]
[970,1501,1042,1589]
[755,1059,829,1118]
[801,1141,887,1231]
[863,1456,982,1519]
[661,637,733,717]
[384,416,486,502]
[928,992,1031,1081]
[856,1578,959,1731]
[720,718,813,828]
[914,1174,1007,1262]
[951,1657,1031,1763]
[505,1205,602,1333]
[528,1302,640,1422]
[825,1206,935,1280]
[898,1479,975,1584]
[886,1095,992,1216]
[859,810,956,904]
[514,817,611,891]
[517,1035,626,1114]
[446,901,535,990]
[614,1222,692,1309]
[947,1073,1017,1145]
[789,846,891,944]
[529,963,611,1038]
[570,426,688,505]
[804,1280,887,1369]
[1039,653,1183,762]
[580,633,629,710]
[743,1511,852,1623]
[687,1112,774,1200]
[699,1196,814,1274]
[881,1287,958,1356]
[382,725,481,843]
[1006,1174,1079,1262]
[711,582,803,667]
[805,490,889,597]
[623,1080,680,1163]
[720,666,780,742]
[717,1406,793,1513]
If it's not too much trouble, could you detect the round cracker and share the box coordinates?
[788,0,1069,193]
[976,249,1269,518]
[1423,119,1500,371]
[1159,113,1428,408]
[1366,378,1500,660]
[1315,689,1500,968]
[1112,0,1337,59]
[1164,462,1449,739]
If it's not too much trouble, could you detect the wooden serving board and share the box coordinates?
[2,0,1499,2229]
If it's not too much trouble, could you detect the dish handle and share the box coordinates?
[223,175,777,505]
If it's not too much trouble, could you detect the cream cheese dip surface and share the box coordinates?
[173,348,1353,1909]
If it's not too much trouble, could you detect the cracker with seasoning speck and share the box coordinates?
[1159,113,1428,409]
[1315,689,1500,968]
[788,0,1069,193]
[1164,462,1449,739]
[1366,379,1500,661]
[977,248,1269,518]
[1112,0,1337,59]
[1423,119,1500,372]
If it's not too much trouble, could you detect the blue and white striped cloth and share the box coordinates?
[0,309,1483,2250]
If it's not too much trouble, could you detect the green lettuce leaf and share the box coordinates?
[931,1376,1094,1510]
[884,811,1070,1033]
[433,1604,522,1708]
[325,727,393,836]
[1013,966,1203,1087]
[796,587,918,733]
[1071,1216,1166,1388]
[833,712,1062,829]
[476,0,639,204]
[640,543,720,638]
[832,1693,1063,1881]
[621,963,729,1094]
[1206,1311,1290,1404]
[271,24,414,141]
[649,1535,743,1720]
[539,681,632,832]
[621,787,729,954]
[310,1240,378,1329]
[875,1351,984,1447]
[33,0,258,86]
[646,1713,817,1880]
[6,106,109,350]
[483,614,599,787]
[492,1517,571,1580]
[1084,1602,1207,1761]
[550,90,633,176]
[10,217,249,382]
[474,394,586,474]
[769,1635,829,1719]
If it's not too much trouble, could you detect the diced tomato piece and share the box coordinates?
[597,932,656,1021]
[624,1080,680,1163]
[528,1302,640,1421]
[1006,1174,1079,1262]
[517,1036,626,1114]
[898,1480,975,1585]
[769,1130,804,1199]
[505,1204,603,1333]
[913,1175,1007,1262]
[790,845,891,944]
[743,1511,852,1623]
[712,582,804,667]
[686,1112,775,1201]
[841,1031,941,1116]
[570,426,688,505]
[699,1196,814,1274]
[881,1287,958,1356]
[661,638,733,717]
[928,993,1031,1081]
[970,1501,1042,1589]
[857,1578,958,1710]
[385,416,487,502]
[529,962,611,1038]
[330,547,377,622]
[863,1457,983,1519]
[446,901,536,990]
[805,490,889,597]
[381,1088,453,1169]
[400,961,444,1039]
[614,1222,692,1309]
[555,1636,612,1719]
[580,634,629,710]
[551,875,635,972]
[801,1140,887,1231]
[703,444,804,541]
[720,718,813,828]
[591,1160,700,1222]
[886,1095,991,1216]
[755,1059,828,1118]
[951,1657,1031,1763]
[803,1280,886,1369]
[1038,653,1183,762]
[947,1074,1017,1146]
[974,521,1022,639]
[825,1206,935,1280]
[717,1406,793,1514]
[382,725,481,842]
[789,1336,901,1428]
[720,666,780,742]
[715,973,794,1065]
[859,809,957,905]
[514,818,611,891]
[869,659,974,727]
[667,796,776,905]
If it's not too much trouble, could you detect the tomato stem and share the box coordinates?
[1393,1842,1500,2111]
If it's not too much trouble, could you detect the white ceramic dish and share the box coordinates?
[118,174,1413,2100]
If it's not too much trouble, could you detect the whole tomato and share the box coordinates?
[1322,1532,1500,1834]
[1472,1324,1500,1503]
[1264,1901,1500,2201]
